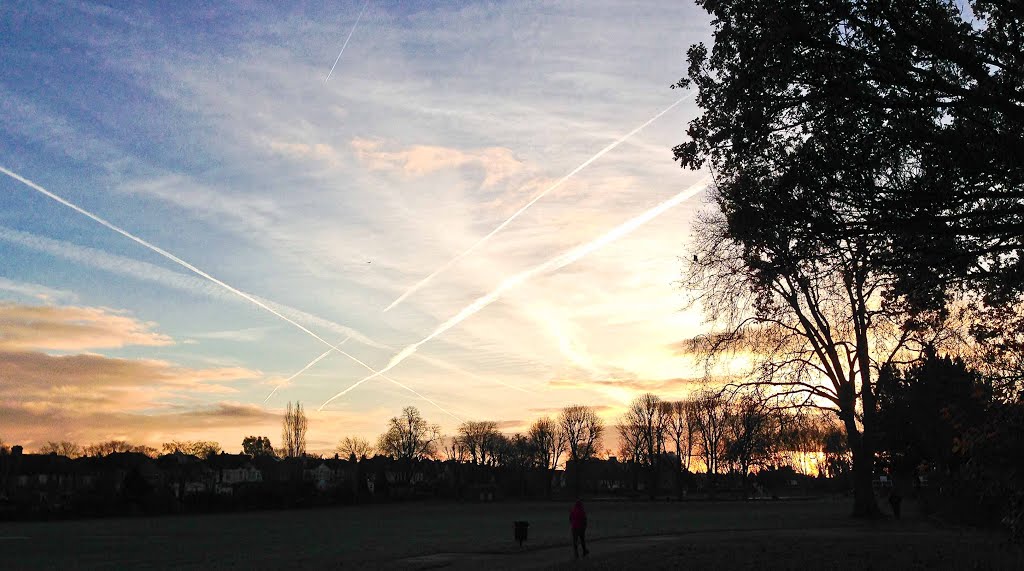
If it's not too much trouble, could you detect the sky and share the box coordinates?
[0,0,714,454]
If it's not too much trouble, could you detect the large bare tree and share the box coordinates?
[559,405,604,494]
[281,401,308,458]
[457,421,502,466]
[83,440,157,457]
[621,394,669,498]
[378,406,440,481]
[724,395,776,477]
[683,213,920,513]
[688,388,730,476]
[39,441,82,458]
[664,400,695,498]
[336,436,374,460]
[528,417,566,497]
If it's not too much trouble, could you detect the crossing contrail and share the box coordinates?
[0,165,461,420]
[265,336,351,403]
[320,176,711,410]
[383,93,694,312]
[325,0,370,83]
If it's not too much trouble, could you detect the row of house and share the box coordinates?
[0,446,382,514]
[0,444,824,518]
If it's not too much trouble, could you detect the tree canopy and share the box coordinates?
[676,0,1024,311]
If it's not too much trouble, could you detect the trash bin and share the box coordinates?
[513,520,529,547]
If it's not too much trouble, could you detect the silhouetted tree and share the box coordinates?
[377,406,439,482]
[621,394,668,498]
[823,422,853,481]
[876,349,989,474]
[40,441,82,458]
[675,0,1024,312]
[457,421,502,466]
[281,401,307,458]
[674,0,1022,516]
[559,405,604,495]
[665,400,695,499]
[689,389,730,476]
[682,209,923,514]
[242,435,275,457]
[440,434,468,463]
[528,417,565,497]
[161,440,221,459]
[83,440,156,457]
[335,436,373,460]
[724,395,776,477]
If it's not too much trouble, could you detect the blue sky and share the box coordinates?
[0,0,712,453]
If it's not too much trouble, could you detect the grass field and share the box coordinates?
[1,497,1020,569]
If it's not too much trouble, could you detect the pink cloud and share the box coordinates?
[351,138,523,187]
[0,302,171,351]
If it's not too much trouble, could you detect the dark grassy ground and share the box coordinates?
[0,497,1019,569]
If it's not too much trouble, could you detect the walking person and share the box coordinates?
[570,499,589,558]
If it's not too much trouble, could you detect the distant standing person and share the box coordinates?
[570,499,589,558]
[889,474,906,520]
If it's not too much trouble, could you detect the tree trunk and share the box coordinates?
[850,440,878,517]
[648,461,658,500]
[843,415,879,518]
[572,459,583,497]
[676,455,684,501]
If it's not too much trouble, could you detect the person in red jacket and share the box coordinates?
[569,499,589,558]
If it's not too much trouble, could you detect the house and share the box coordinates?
[2,448,76,510]
[207,453,262,491]
[303,458,353,491]
[155,452,212,498]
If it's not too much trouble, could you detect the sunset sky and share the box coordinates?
[0,1,714,454]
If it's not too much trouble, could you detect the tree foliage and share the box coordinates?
[669,0,1024,514]
[242,435,275,457]
[676,0,1024,310]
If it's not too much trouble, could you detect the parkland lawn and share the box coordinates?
[2,497,1020,569]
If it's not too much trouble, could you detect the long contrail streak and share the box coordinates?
[0,166,461,420]
[265,336,351,403]
[320,176,711,410]
[325,0,370,83]
[383,93,694,312]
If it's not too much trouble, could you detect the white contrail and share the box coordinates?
[0,166,461,420]
[320,176,711,410]
[383,93,694,312]
[325,0,370,83]
[0,223,527,400]
[265,336,351,403]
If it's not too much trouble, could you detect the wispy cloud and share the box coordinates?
[0,225,376,346]
[190,326,277,343]
[0,276,78,303]
[320,178,709,409]
[0,302,171,351]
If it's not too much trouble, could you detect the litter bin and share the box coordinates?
[513,520,529,547]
